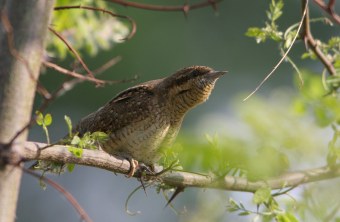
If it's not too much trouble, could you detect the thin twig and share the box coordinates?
[53,5,136,40]
[124,184,145,215]
[42,61,106,85]
[106,0,222,12]
[313,0,340,24]
[243,0,309,101]
[92,56,122,75]
[22,168,93,222]
[48,27,95,79]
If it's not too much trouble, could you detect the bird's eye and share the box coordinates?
[191,69,201,76]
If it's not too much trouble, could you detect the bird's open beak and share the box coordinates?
[207,70,228,79]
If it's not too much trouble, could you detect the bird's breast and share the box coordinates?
[102,107,173,164]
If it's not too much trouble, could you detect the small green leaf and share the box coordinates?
[267,0,284,22]
[92,131,109,142]
[253,187,271,204]
[35,111,44,126]
[67,163,75,172]
[71,136,81,145]
[245,27,268,43]
[276,213,299,222]
[284,30,296,49]
[227,198,240,212]
[64,115,73,137]
[67,146,83,158]
[238,211,250,216]
[44,113,52,126]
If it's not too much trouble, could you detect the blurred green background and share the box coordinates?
[17,1,339,221]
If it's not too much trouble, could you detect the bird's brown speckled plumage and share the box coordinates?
[75,66,225,165]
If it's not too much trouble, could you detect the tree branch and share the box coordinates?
[302,0,337,76]
[20,142,340,193]
[106,0,222,12]
[313,0,340,24]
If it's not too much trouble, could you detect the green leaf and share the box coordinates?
[284,30,296,49]
[64,115,73,137]
[44,113,52,126]
[267,0,284,22]
[253,187,271,204]
[35,111,44,126]
[48,0,129,59]
[67,146,83,158]
[238,211,250,216]
[227,198,240,212]
[91,131,109,142]
[71,136,81,145]
[246,27,268,43]
[67,163,75,172]
[276,213,299,222]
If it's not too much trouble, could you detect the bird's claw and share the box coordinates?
[126,158,139,178]
[138,163,155,176]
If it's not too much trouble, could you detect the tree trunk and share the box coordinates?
[0,1,54,221]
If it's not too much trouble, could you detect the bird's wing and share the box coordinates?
[75,84,156,135]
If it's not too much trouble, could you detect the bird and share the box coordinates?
[74,65,226,177]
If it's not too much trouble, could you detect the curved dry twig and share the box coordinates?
[53,5,136,40]
[48,27,95,80]
[106,0,222,12]
[243,0,309,101]
[313,0,340,24]
[22,167,93,222]
[42,61,106,85]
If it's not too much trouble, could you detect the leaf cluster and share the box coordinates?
[227,188,299,222]
[245,0,283,43]
[47,0,129,58]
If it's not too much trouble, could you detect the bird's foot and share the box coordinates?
[137,163,155,176]
[126,158,139,178]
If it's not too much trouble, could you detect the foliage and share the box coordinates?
[163,0,340,220]
[245,0,283,43]
[172,69,339,221]
[31,0,340,221]
[35,111,52,144]
[63,115,109,172]
[47,0,129,58]
[33,114,109,173]
[246,0,340,96]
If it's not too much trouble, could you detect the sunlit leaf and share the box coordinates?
[64,115,73,137]
[71,136,81,145]
[44,113,52,126]
[253,187,271,204]
[67,146,83,158]
[35,111,44,126]
[67,163,75,172]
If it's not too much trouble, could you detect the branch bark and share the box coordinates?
[21,142,340,193]
[0,1,54,221]
[302,0,337,76]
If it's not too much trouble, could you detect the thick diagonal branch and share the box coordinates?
[20,142,340,193]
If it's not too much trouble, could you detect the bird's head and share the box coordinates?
[160,66,226,113]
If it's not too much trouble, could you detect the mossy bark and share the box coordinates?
[0,1,54,221]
